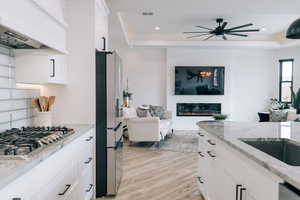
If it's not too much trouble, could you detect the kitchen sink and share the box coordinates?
[241,138,300,166]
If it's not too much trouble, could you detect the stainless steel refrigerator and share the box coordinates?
[96,50,123,197]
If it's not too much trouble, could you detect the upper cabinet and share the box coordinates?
[0,0,67,53]
[95,0,109,51]
[15,50,67,85]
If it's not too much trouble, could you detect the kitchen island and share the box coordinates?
[0,124,95,200]
[197,121,300,200]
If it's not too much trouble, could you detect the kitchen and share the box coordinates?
[0,0,116,199]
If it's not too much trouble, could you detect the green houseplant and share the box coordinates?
[290,87,300,114]
[213,114,228,121]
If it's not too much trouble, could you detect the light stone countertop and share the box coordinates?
[0,124,94,190]
[197,121,300,189]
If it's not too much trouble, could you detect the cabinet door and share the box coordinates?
[48,55,67,84]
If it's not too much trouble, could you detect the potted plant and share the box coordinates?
[212,114,228,121]
[290,87,300,114]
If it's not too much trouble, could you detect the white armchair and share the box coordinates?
[123,108,173,145]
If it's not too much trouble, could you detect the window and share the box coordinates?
[279,59,294,103]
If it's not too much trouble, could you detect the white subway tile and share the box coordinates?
[0,89,10,99]
[0,54,11,66]
[10,78,16,88]
[0,123,10,131]
[11,100,29,110]
[0,78,10,88]
[0,112,10,123]
[10,68,15,78]
[12,89,27,99]
[12,119,29,128]
[11,110,27,120]
[0,66,10,77]
[0,101,11,111]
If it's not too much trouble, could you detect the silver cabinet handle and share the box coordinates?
[207,151,216,158]
[207,139,216,145]
[84,157,93,164]
[85,136,93,141]
[50,59,55,77]
[198,132,204,137]
[86,184,93,192]
[58,184,71,196]
[197,176,204,184]
[240,187,246,200]
[236,184,242,200]
[198,152,205,157]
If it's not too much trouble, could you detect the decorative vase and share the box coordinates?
[35,112,52,126]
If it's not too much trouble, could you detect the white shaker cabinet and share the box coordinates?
[0,128,95,200]
[197,131,282,200]
[15,50,67,85]
[0,0,67,53]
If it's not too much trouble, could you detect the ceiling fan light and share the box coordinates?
[287,18,300,39]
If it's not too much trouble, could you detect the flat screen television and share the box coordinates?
[175,66,225,95]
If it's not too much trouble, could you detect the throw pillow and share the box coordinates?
[149,105,166,120]
[269,110,288,122]
[136,107,149,118]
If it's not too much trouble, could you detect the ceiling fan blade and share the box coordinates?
[203,34,214,41]
[221,22,228,30]
[226,33,248,37]
[229,29,260,33]
[186,33,211,39]
[196,25,213,30]
[222,35,227,40]
[183,31,210,34]
[226,23,253,31]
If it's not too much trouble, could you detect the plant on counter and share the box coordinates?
[213,114,228,121]
[269,98,285,110]
[290,87,300,114]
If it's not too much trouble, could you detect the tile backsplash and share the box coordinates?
[0,46,40,131]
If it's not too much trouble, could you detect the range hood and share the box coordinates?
[0,25,44,49]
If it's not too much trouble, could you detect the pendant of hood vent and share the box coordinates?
[287,18,300,39]
[0,25,43,49]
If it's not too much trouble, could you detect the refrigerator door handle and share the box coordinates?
[113,122,122,132]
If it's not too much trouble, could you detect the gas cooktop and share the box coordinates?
[0,126,74,159]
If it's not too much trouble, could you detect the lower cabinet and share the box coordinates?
[0,128,95,200]
[197,131,282,200]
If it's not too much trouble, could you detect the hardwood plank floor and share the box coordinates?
[99,143,203,200]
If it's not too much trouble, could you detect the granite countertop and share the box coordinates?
[0,124,94,190]
[197,121,300,189]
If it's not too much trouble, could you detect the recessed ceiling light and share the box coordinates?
[261,28,267,32]
[142,12,154,16]
[155,26,160,31]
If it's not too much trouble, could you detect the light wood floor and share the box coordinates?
[99,143,203,200]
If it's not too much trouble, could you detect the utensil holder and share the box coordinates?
[35,112,52,126]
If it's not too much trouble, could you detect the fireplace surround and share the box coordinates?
[176,103,221,117]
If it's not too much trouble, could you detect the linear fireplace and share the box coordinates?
[177,103,221,117]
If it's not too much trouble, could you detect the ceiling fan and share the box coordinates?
[183,18,260,40]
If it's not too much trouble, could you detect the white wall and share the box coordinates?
[117,47,167,107]
[166,48,277,130]
[41,0,96,124]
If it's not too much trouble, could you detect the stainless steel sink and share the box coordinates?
[241,138,300,166]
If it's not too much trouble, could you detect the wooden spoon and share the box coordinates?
[32,98,42,112]
[48,96,56,111]
[39,96,47,112]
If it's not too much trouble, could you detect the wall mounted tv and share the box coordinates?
[175,66,225,95]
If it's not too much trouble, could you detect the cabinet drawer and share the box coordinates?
[33,158,77,200]
[215,139,281,200]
